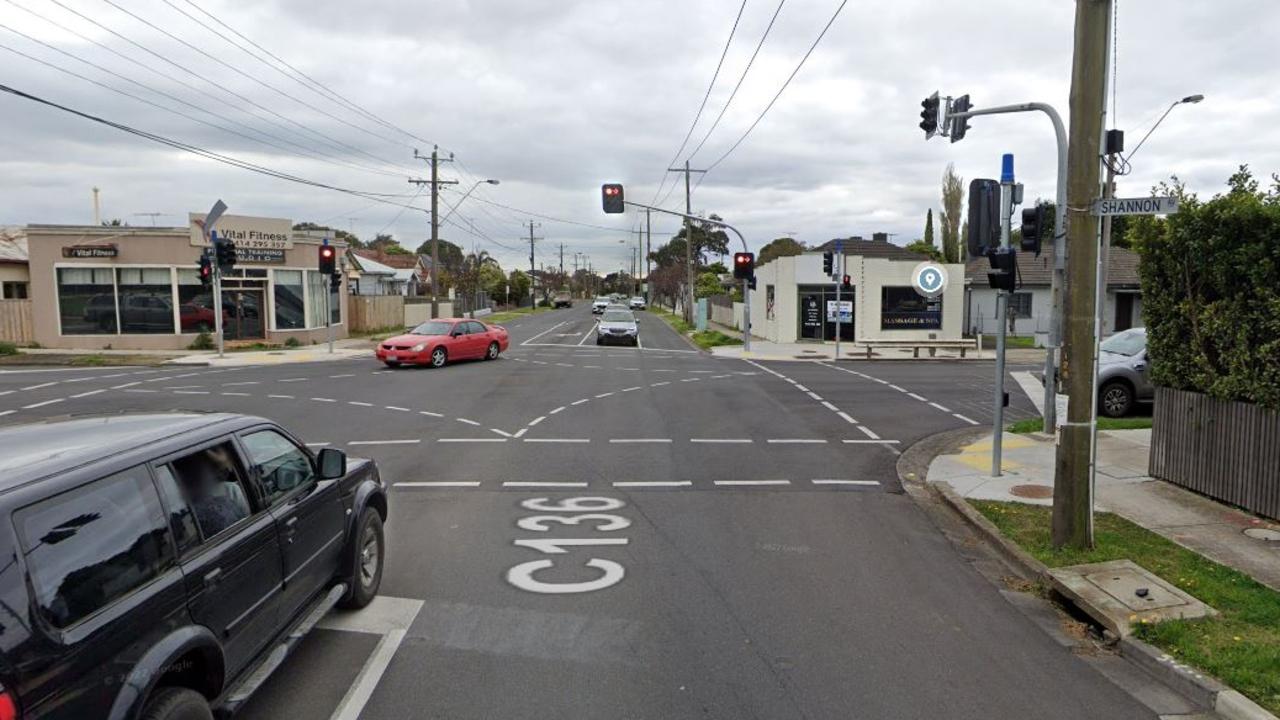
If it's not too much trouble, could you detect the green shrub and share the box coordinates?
[187,331,215,351]
[0,341,17,356]
[1131,167,1280,410]
[284,336,301,348]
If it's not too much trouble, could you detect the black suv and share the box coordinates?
[0,413,389,719]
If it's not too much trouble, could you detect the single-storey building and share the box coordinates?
[346,249,430,296]
[0,228,30,299]
[21,214,348,350]
[964,246,1143,341]
[748,237,965,344]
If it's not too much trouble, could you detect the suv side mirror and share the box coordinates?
[317,448,347,479]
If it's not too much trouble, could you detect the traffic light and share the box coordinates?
[841,274,852,291]
[966,178,1001,258]
[949,94,971,143]
[213,233,237,273]
[733,252,755,280]
[748,276,757,291]
[318,243,337,275]
[986,248,1018,291]
[197,251,213,288]
[822,251,834,276]
[330,272,342,291]
[919,92,940,138]
[1020,204,1046,255]
[601,183,625,214]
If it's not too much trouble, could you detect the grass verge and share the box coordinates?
[649,307,694,334]
[689,330,742,350]
[1007,416,1153,434]
[0,353,163,367]
[485,306,553,324]
[970,501,1280,714]
[980,334,1038,349]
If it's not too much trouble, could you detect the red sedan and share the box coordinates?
[376,318,510,368]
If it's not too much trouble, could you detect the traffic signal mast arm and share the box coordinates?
[618,199,750,253]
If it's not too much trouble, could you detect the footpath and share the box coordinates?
[13,338,374,368]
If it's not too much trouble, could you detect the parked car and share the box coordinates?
[0,412,388,720]
[1097,327,1153,417]
[629,296,645,311]
[591,297,611,314]
[597,308,639,346]
[553,291,573,309]
[376,318,510,368]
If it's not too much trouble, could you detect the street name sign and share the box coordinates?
[1092,196,1179,217]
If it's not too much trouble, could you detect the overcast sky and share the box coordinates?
[1,0,1276,273]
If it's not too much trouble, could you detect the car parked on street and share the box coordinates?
[553,291,573,309]
[591,297,611,314]
[629,296,645,311]
[1097,327,1153,417]
[596,308,639,346]
[376,318,510,368]
[0,412,388,720]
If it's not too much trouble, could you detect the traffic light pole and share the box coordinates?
[213,266,224,359]
[623,200,750,352]
[834,252,842,361]
[992,155,1015,477]
[943,101,1067,432]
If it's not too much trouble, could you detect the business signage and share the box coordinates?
[911,262,948,299]
[190,213,293,249]
[238,248,286,264]
[825,299,853,323]
[881,311,942,330]
[801,295,822,334]
[61,244,119,258]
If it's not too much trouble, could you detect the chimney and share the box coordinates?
[872,232,889,243]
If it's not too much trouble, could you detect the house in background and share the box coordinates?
[346,249,430,296]
[0,228,30,299]
[964,245,1143,342]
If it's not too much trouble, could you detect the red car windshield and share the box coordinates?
[410,321,454,336]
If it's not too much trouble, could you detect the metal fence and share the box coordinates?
[1150,386,1280,521]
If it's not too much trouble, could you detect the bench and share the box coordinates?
[856,338,978,359]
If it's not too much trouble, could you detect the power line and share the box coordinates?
[461,194,635,234]
[0,82,429,211]
[649,0,750,206]
[699,0,850,178]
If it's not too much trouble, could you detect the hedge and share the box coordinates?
[1130,167,1280,410]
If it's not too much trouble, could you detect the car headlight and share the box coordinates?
[411,343,427,352]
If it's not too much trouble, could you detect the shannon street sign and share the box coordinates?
[1092,196,1180,217]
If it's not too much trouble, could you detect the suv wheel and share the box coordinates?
[1100,380,1133,418]
[339,509,384,609]
[141,687,212,720]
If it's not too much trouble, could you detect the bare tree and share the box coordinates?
[939,163,964,263]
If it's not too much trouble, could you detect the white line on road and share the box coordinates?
[821,400,839,412]
[621,386,642,392]
[608,438,672,443]
[349,439,421,446]
[395,481,481,488]
[280,377,308,383]
[328,628,409,720]
[348,401,373,407]
[612,481,691,487]
[806,391,824,401]
[125,389,158,393]
[929,402,952,412]
[888,384,906,392]
[836,411,859,425]
[112,381,141,389]
[794,384,809,392]
[223,381,259,386]
[0,410,12,418]
[522,438,589,443]
[419,411,443,417]
[329,373,356,378]
[490,428,513,438]
[439,438,508,443]
[594,392,614,398]
[503,481,588,487]
[812,479,880,486]
[221,392,252,397]
[456,418,481,426]
[690,438,752,444]
[70,389,106,398]
[688,370,714,374]
[311,397,337,403]
[652,369,676,373]
[174,390,210,395]
[954,413,980,425]
[385,406,410,412]
[766,439,827,444]
[549,406,566,415]
[650,381,671,387]
[268,394,295,399]
[521,320,568,345]
[22,398,63,409]
[571,399,590,405]
[908,393,928,402]
[843,439,901,444]
[513,428,528,438]
[528,416,546,427]
[556,362,574,367]
[21,382,56,391]
[714,480,789,486]
[857,425,882,440]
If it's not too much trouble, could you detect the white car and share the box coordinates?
[591,297,611,314]
[629,296,645,310]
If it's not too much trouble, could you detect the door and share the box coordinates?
[465,321,491,358]
[161,441,286,676]
[223,289,265,340]
[240,428,345,624]
[799,294,823,340]
[1115,293,1135,332]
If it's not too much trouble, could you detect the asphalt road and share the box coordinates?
[0,307,1165,719]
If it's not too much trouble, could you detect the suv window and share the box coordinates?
[241,430,315,505]
[152,464,201,553]
[169,442,252,540]
[15,466,173,628]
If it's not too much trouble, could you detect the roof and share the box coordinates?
[391,268,417,283]
[810,237,931,261]
[0,413,244,490]
[347,252,396,276]
[964,245,1141,287]
[352,248,424,270]
[0,229,28,263]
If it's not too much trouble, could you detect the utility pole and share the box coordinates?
[668,160,708,323]
[645,208,652,305]
[559,243,565,278]
[410,146,457,319]
[524,221,543,307]
[1053,0,1111,550]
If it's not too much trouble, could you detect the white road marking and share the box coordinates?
[419,411,444,417]
[503,481,588,487]
[555,362,574,367]
[621,386,642,392]
[311,397,337,402]
[0,410,13,417]
[888,384,906,392]
[549,406,566,415]
[612,481,691,487]
[349,439,421,446]
[521,320,568,345]
[112,381,141,389]
[821,400,840,412]
[843,439,901,444]
[690,438,752,444]
[528,416,546,427]
[595,392,614,398]
[857,425,882,440]
[327,627,410,720]
[571,399,590,406]
[711,374,733,379]
[680,377,701,382]
[174,390,210,395]
[490,428,513,438]
[70,389,106,398]
[812,479,880,486]
[513,428,528,438]
[329,373,356,378]
[126,389,158,393]
[650,381,671,387]
[584,365,603,369]
[688,370,714,374]
[268,394,295,399]
[954,413,980,425]
[836,411,859,425]
[21,382,56,391]
[531,360,548,365]
[456,418,481,426]
[523,438,589,443]
[766,439,827,444]
[714,480,789,486]
[908,393,928,402]
[608,438,672,443]
[439,438,508,443]
[280,377,308,382]
[806,391,824,401]
[652,369,676,373]
[220,391,251,397]
[929,402,952,412]
[22,398,63,409]
[164,385,204,389]
[348,401,374,407]
[794,384,809,392]
[385,406,410,412]
[395,481,481,488]
[0,391,10,397]
[223,381,259,386]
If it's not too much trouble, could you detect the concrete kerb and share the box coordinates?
[899,428,1280,720]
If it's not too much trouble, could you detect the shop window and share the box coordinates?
[880,286,941,330]
[58,267,116,335]
[1009,292,1033,319]
[177,270,217,333]
[3,281,28,299]
[273,270,305,330]
[307,271,328,328]
[117,268,174,334]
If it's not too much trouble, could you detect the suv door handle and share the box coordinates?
[203,568,223,587]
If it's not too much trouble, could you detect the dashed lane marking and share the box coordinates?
[929,402,952,412]
[490,428,513,438]
[70,389,106,398]
[954,413,980,425]
[549,406,566,415]
[419,411,444,417]
[857,425,882,440]
[221,392,251,397]
[348,439,421,446]
[594,392,614,398]
[503,481,588,488]
[22,398,63,409]
[714,480,789,486]
[812,479,880,486]
[522,438,589,443]
[690,438,752,444]
[612,481,691,488]
[348,401,374,407]
[843,439,901,445]
[766,439,827,444]
[20,382,56,391]
[174,390,210,395]
[385,406,410,412]
[528,415,546,427]
[609,438,672,443]
[836,411,858,425]
[571,399,590,406]
[395,481,481,488]
[907,393,928,402]
[456,418,482,426]
[311,397,337,403]
[439,438,508,443]
[125,389,158,393]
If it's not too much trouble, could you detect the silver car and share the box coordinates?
[1097,327,1153,417]
[629,296,646,310]
[591,297,611,314]
[596,309,639,346]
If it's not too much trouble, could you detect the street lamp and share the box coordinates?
[441,179,499,224]
[1124,94,1204,167]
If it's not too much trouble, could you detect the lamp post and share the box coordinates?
[1123,94,1204,168]
[441,179,499,225]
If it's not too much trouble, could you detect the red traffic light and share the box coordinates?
[318,244,337,274]
[602,183,625,213]
[732,252,755,280]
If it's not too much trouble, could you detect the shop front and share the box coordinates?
[796,284,855,342]
[26,216,348,350]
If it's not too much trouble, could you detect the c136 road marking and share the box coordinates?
[506,496,630,595]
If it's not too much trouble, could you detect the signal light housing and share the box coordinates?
[1020,204,1046,256]
[919,92,940,138]
[841,274,852,290]
[986,248,1018,291]
[213,233,237,273]
[949,94,971,143]
[602,183,625,214]
[733,252,755,280]
[319,244,337,275]
[198,251,213,288]
[822,251,834,276]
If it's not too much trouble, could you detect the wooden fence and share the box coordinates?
[348,295,404,332]
[0,300,32,344]
[1150,386,1280,521]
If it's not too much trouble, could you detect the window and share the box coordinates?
[169,443,252,540]
[273,270,305,330]
[117,268,174,334]
[465,321,487,334]
[1009,292,1033,319]
[307,271,328,328]
[176,269,217,334]
[57,267,116,335]
[152,464,200,554]
[881,286,941,330]
[15,466,173,628]
[3,281,28,299]
[241,430,315,505]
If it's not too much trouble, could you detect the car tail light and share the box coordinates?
[0,688,18,720]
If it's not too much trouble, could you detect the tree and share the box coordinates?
[757,237,805,266]
[939,163,964,263]
[415,238,464,273]
[368,234,408,254]
[506,270,531,305]
[694,271,724,299]
[924,209,935,247]
[670,214,730,267]
[904,239,942,261]
[293,222,363,248]
[706,261,728,275]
